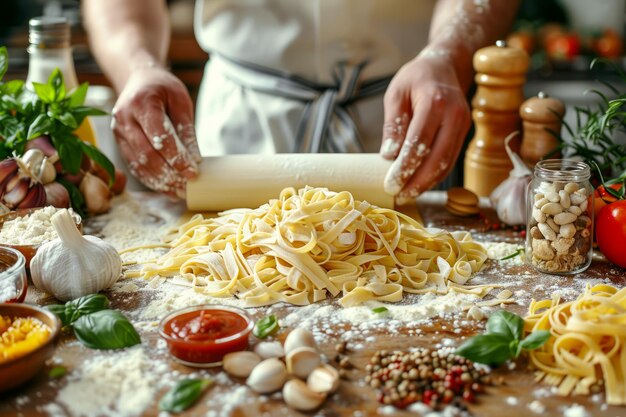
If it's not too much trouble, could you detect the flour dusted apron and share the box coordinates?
[194,0,436,156]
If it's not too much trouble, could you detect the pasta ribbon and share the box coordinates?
[138,187,487,306]
[526,284,626,405]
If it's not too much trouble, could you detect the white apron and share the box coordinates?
[194,0,436,156]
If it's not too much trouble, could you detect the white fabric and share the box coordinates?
[194,0,436,156]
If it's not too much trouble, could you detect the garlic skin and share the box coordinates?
[490,132,531,226]
[30,209,122,301]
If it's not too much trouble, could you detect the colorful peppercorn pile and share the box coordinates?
[364,348,491,410]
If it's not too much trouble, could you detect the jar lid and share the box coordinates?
[520,92,565,122]
[29,16,70,49]
[473,40,530,76]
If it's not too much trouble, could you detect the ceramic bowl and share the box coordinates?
[0,207,82,267]
[0,303,61,392]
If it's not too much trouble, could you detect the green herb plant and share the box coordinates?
[47,294,141,350]
[0,46,114,216]
[253,314,279,339]
[456,310,550,367]
[159,378,213,413]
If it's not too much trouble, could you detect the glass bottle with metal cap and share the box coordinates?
[26,16,97,145]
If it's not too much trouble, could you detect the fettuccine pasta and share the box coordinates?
[526,284,626,405]
[137,187,488,307]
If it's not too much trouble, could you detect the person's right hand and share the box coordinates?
[111,65,201,198]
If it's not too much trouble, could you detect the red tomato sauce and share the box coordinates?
[161,308,251,364]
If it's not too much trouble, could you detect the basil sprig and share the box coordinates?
[47,294,140,350]
[253,314,279,339]
[456,310,550,367]
[159,378,212,413]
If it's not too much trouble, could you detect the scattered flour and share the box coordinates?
[562,404,591,417]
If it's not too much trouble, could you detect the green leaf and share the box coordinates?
[47,304,69,327]
[520,330,551,351]
[159,379,212,413]
[51,133,83,174]
[48,366,67,379]
[486,310,524,341]
[0,46,7,81]
[32,82,55,103]
[1,79,24,96]
[56,177,87,218]
[68,83,88,107]
[456,334,513,367]
[72,310,141,350]
[27,113,52,139]
[64,294,110,325]
[59,112,78,129]
[70,106,107,126]
[372,306,389,314]
[80,141,115,186]
[47,68,65,101]
[253,314,279,339]
[500,249,524,261]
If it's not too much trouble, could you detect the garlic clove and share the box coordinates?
[284,328,316,355]
[0,159,18,191]
[283,379,326,411]
[44,182,70,208]
[17,183,46,209]
[307,364,340,394]
[39,158,57,184]
[80,172,112,214]
[286,346,321,379]
[254,341,285,359]
[223,351,262,378]
[246,358,287,394]
[3,177,30,208]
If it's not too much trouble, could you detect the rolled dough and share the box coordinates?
[186,154,394,211]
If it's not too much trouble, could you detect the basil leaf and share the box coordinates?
[520,330,551,351]
[0,46,7,81]
[159,378,212,413]
[455,333,513,367]
[486,310,524,341]
[253,314,279,339]
[70,106,107,126]
[56,177,87,218]
[372,306,389,314]
[51,133,83,174]
[2,79,24,96]
[49,366,67,379]
[68,83,88,107]
[72,310,141,350]
[47,304,69,327]
[65,294,110,325]
[47,68,65,101]
[32,82,55,103]
[59,112,78,129]
[27,113,52,139]
[80,141,115,186]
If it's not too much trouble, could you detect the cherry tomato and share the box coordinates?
[594,29,623,59]
[594,184,623,219]
[547,33,581,60]
[596,200,626,268]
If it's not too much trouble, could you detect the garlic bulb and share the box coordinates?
[490,132,531,225]
[30,209,122,301]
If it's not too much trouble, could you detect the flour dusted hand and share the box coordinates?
[111,66,201,198]
[380,53,470,202]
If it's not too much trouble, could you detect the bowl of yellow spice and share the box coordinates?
[0,303,60,392]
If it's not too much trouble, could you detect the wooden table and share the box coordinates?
[1,192,624,417]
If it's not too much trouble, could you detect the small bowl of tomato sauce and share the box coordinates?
[159,305,253,367]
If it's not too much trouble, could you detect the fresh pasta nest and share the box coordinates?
[139,187,487,306]
[526,284,626,405]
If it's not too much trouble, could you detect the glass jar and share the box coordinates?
[0,246,27,303]
[526,160,593,274]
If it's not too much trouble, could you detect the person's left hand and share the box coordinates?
[380,52,471,203]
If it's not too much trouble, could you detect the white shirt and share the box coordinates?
[194,0,436,155]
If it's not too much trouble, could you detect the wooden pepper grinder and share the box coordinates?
[519,92,565,167]
[464,40,530,197]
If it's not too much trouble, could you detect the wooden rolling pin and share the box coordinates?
[186,154,394,211]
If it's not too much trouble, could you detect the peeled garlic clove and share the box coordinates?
[39,158,57,184]
[286,346,321,379]
[307,364,340,394]
[254,341,284,359]
[223,351,262,378]
[284,328,316,354]
[283,379,326,411]
[246,358,287,394]
[80,172,111,214]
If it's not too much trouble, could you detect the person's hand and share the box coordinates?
[380,52,471,203]
[111,65,201,198]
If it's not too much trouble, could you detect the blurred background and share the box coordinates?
[1,0,625,189]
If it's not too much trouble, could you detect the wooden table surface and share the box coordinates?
[1,192,624,417]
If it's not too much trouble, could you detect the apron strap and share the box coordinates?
[209,53,392,153]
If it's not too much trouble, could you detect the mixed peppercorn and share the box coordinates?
[364,348,491,410]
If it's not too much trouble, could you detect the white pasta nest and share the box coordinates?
[139,187,488,307]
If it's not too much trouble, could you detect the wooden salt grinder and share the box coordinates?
[464,41,530,197]
[519,92,565,167]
